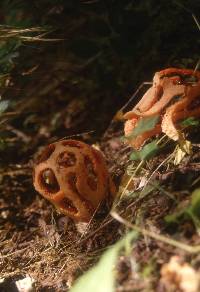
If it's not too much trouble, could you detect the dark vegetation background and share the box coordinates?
[0,0,199,148]
[0,0,200,291]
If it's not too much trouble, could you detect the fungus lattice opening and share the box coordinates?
[57,151,76,167]
[40,168,60,193]
[84,155,97,191]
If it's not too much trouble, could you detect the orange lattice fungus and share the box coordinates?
[124,68,200,149]
[33,140,116,222]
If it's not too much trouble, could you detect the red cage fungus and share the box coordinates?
[33,140,116,222]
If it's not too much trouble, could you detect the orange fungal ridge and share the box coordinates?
[124,68,200,149]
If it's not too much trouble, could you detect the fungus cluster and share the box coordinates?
[124,68,200,149]
[33,140,116,222]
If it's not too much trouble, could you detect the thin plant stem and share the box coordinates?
[111,211,200,254]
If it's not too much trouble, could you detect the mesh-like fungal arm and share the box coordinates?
[33,140,116,222]
[124,68,200,149]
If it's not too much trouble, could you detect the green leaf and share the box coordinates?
[127,115,159,139]
[191,188,200,217]
[130,150,141,161]
[130,140,159,161]
[181,117,200,127]
[0,100,9,114]
[70,231,138,292]
[165,188,200,228]
[165,210,184,224]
